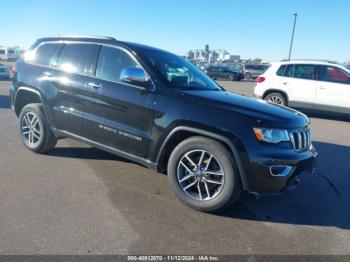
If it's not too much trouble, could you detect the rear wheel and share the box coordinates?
[227,74,235,81]
[264,92,287,106]
[244,72,251,79]
[167,136,242,212]
[19,103,57,153]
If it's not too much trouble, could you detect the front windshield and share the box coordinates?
[138,48,222,91]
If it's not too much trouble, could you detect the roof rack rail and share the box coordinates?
[53,35,117,41]
[280,59,339,64]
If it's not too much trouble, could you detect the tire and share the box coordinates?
[264,92,287,106]
[244,72,251,79]
[167,136,242,212]
[227,74,235,81]
[19,103,57,153]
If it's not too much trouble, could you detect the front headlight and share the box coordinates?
[253,128,290,144]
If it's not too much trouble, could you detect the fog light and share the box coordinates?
[269,165,293,177]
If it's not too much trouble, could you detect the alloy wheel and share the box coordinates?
[21,112,42,146]
[176,150,225,201]
[267,95,284,105]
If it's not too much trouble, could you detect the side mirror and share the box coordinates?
[120,67,150,89]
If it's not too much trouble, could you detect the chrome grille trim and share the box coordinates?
[289,128,311,151]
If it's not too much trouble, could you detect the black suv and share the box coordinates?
[205,66,244,81]
[10,36,317,212]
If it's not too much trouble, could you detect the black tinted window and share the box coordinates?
[284,64,294,77]
[293,64,316,80]
[34,43,63,66]
[58,44,96,74]
[0,50,5,54]
[276,65,286,76]
[96,46,139,82]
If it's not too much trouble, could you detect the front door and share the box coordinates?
[84,45,155,159]
[315,65,350,113]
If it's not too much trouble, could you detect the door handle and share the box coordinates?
[42,71,55,78]
[87,82,102,89]
[282,82,289,85]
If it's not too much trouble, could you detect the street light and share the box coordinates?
[288,13,298,60]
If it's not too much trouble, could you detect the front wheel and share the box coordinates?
[167,136,242,212]
[19,103,57,153]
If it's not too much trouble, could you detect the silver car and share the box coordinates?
[243,64,269,79]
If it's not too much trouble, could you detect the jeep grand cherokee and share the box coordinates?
[10,35,317,212]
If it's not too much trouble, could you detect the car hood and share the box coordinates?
[182,90,309,128]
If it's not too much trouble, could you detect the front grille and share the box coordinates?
[289,128,311,151]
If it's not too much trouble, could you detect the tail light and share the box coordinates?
[257,76,265,83]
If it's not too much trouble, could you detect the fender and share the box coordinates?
[156,126,249,191]
[14,86,55,130]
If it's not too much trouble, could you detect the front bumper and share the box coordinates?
[246,146,318,194]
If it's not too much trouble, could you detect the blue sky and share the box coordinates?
[1,0,349,62]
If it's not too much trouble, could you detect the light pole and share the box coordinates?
[288,13,298,60]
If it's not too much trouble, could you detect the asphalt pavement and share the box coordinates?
[0,80,350,255]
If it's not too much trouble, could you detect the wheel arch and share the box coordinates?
[14,86,54,130]
[14,87,43,116]
[156,126,249,191]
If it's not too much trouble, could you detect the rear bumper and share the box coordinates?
[246,146,318,194]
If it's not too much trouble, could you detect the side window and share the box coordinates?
[276,65,286,76]
[293,64,316,80]
[322,66,350,84]
[96,46,139,82]
[57,44,96,74]
[284,64,294,77]
[34,43,63,66]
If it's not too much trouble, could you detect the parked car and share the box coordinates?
[10,36,317,212]
[254,60,350,115]
[244,64,269,79]
[205,66,244,81]
[0,63,10,79]
[0,46,8,61]
[7,47,20,61]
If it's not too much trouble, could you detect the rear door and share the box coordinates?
[84,45,155,158]
[278,64,317,109]
[47,43,98,136]
[315,65,350,113]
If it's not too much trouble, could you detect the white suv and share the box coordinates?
[254,60,350,114]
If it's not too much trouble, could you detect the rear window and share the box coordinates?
[284,65,294,77]
[0,50,5,55]
[293,64,316,80]
[57,44,96,74]
[276,65,286,76]
[34,43,63,66]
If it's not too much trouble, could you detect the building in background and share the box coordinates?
[187,44,240,65]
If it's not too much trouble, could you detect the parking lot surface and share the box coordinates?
[0,80,350,255]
